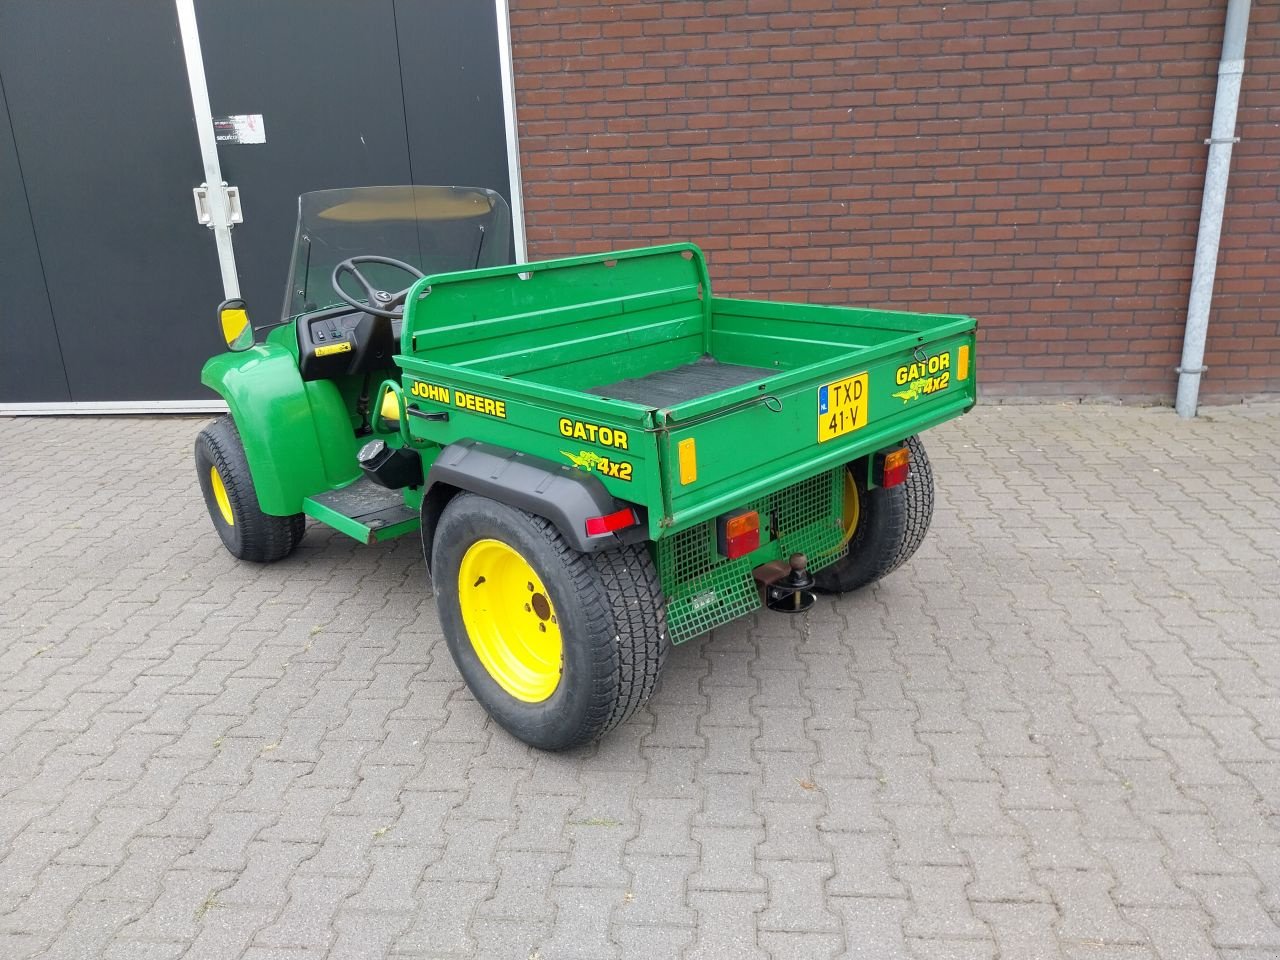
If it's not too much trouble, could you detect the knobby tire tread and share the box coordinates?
[436,495,666,749]
[887,434,935,574]
[197,416,305,563]
[520,511,666,744]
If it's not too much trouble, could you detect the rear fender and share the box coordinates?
[201,344,359,515]
[420,440,647,569]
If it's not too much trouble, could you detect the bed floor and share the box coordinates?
[587,356,775,407]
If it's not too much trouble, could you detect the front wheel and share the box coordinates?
[195,416,305,563]
[431,494,667,750]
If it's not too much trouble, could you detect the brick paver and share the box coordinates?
[1,403,1278,958]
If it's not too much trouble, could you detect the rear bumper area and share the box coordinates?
[657,466,846,644]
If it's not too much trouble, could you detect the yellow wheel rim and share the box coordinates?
[838,469,861,548]
[210,466,234,526]
[458,539,563,703]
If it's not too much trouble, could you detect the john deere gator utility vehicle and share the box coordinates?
[197,185,976,750]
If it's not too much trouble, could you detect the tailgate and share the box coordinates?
[660,325,976,527]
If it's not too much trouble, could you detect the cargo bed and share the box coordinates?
[398,243,976,537]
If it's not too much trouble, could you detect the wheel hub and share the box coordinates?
[458,539,563,703]
[209,466,234,526]
[839,469,860,546]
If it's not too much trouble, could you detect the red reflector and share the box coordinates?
[881,447,910,489]
[723,529,760,559]
[585,507,637,537]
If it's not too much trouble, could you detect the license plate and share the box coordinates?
[817,373,869,442]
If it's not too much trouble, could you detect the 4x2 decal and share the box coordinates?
[562,449,633,482]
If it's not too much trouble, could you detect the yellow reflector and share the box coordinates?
[957,344,970,381]
[380,390,400,421]
[678,438,697,485]
[220,308,248,346]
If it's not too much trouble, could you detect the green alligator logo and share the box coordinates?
[892,378,932,403]
[562,450,606,471]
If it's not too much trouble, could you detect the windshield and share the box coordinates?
[282,185,512,320]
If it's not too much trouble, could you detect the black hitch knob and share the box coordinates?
[766,552,818,614]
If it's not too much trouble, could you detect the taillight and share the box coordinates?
[717,509,760,559]
[585,507,638,537]
[877,447,911,489]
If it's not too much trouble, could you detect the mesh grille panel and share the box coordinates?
[659,467,846,644]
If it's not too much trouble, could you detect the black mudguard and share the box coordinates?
[420,440,647,567]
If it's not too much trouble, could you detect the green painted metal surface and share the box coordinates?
[205,240,974,644]
[201,328,360,516]
[399,244,976,539]
[395,241,976,639]
[301,493,420,544]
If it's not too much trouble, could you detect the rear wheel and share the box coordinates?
[887,435,935,573]
[195,416,305,562]
[431,494,666,750]
[814,464,906,594]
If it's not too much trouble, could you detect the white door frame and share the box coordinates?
[176,0,241,302]
[495,0,527,264]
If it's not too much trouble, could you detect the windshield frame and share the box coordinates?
[280,185,513,322]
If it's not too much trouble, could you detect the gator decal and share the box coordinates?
[892,353,951,403]
[558,417,629,450]
[561,449,633,482]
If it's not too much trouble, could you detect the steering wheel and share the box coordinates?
[331,256,426,319]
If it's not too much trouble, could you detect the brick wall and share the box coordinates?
[508,0,1279,401]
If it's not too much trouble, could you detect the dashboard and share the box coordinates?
[296,306,400,381]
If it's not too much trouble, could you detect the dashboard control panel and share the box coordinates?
[297,307,397,381]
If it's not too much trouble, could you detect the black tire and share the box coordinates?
[195,416,305,563]
[887,434,935,573]
[431,493,667,751]
[813,462,906,595]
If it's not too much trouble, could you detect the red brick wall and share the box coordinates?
[508,0,1279,401]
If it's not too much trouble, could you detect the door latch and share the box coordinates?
[192,182,243,228]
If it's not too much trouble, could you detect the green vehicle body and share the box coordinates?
[202,338,360,516]
[203,242,975,641]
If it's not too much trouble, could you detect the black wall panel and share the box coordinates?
[395,0,511,215]
[0,1,224,401]
[0,72,68,402]
[194,0,414,322]
[0,0,509,403]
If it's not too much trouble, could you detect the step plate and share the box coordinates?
[304,478,418,544]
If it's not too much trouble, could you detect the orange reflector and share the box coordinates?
[717,509,760,559]
[725,512,759,539]
[957,344,970,381]
[881,447,910,489]
[678,437,697,485]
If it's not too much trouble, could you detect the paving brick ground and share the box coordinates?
[1,403,1279,959]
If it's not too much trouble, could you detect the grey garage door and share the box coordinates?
[0,1,510,405]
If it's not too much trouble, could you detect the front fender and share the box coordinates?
[202,344,359,515]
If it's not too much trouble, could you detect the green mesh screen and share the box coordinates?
[658,467,846,644]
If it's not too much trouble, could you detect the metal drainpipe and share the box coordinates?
[1175,0,1252,418]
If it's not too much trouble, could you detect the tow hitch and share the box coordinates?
[757,553,818,614]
